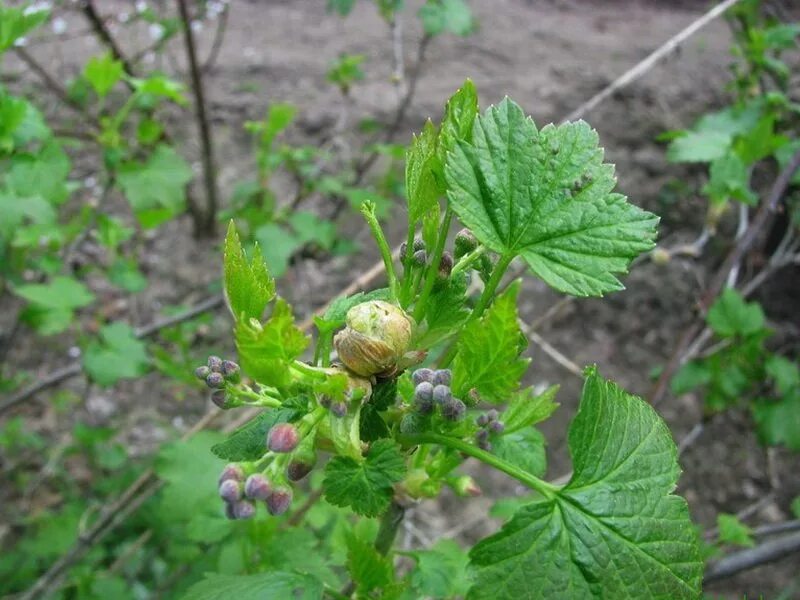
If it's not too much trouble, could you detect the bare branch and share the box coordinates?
[705,530,800,583]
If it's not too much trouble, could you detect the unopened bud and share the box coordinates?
[232,500,256,520]
[651,247,671,265]
[441,397,466,421]
[221,360,240,380]
[475,429,489,445]
[413,238,426,251]
[219,479,242,503]
[432,384,451,405]
[412,250,427,267]
[486,409,499,422]
[319,395,332,409]
[476,414,489,427]
[211,389,229,409]
[194,365,211,380]
[266,486,293,515]
[331,401,348,418]
[206,372,225,389]
[287,460,314,481]
[453,475,482,497]
[432,369,451,387]
[414,393,434,415]
[437,252,453,279]
[454,228,478,259]
[244,474,272,500]
[207,355,223,372]
[267,423,300,453]
[415,381,434,401]
[412,368,434,386]
[218,463,245,485]
[489,421,505,434]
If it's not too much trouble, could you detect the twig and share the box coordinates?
[108,530,153,574]
[726,202,750,287]
[562,0,744,122]
[201,2,229,73]
[523,328,584,379]
[81,0,136,78]
[12,47,90,120]
[650,148,800,406]
[705,530,800,583]
[176,0,220,237]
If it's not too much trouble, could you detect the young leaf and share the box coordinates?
[452,281,529,403]
[405,119,440,224]
[181,571,323,600]
[416,271,469,347]
[322,288,391,327]
[467,369,702,599]
[419,0,475,37]
[13,276,94,334]
[752,391,800,451]
[716,513,755,548]
[503,384,559,433]
[346,534,395,595]
[323,439,406,517]
[406,539,470,599]
[83,323,149,386]
[666,131,732,163]
[707,288,765,338]
[446,98,657,297]
[492,427,546,478]
[211,408,299,461]
[437,78,478,165]
[223,221,275,322]
[84,53,124,99]
[0,5,49,52]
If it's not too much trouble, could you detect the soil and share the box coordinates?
[2,0,799,597]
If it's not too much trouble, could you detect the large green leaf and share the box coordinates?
[181,571,323,600]
[446,98,657,296]
[468,369,702,599]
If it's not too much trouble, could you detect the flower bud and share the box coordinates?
[441,397,466,421]
[432,369,452,387]
[478,254,493,283]
[211,389,229,409]
[415,381,434,401]
[412,250,427,267]
[413,238,426,252]
[221,360,240,381]
[476,414,489,427]
[287,459,314,481]
[334,301,413,376]
[232,500,256,520]
[475,429,489,445]
[219,479,242,503]
[207,355,223,372]
[454,228,478,259]
[244,474,272,500]
[206,372,225,389]
[266,486,293,515]
[486,409,499,422]
[330,401,348,418]
[218,464,245,485]
[489,421,505,434]
[432,384,451,405]
[194,365,211,380]
[412,368,434,386]
[267,423,300,453]
[414,392,434,415]
[437,251,454,280]
[452,475,482,497]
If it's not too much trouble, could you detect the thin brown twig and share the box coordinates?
[705,530,800,583]
[81,0,136,78]
[201,3,229,73]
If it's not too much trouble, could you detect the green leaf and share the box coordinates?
[83,323,149,386]
[133,74,187,105]
[323,439,406,517]
[107,259,147,293]
[493,427,547,478]
[288,211,337,250]
[6,140,71,204]
[752,390,800,451]
[707,288,765,338]
[452,281,529,403]
[235,298,309,387]
[117,145,193,228]
[223,221,275,322]
[407,539,470,599]
[667,131,732,163]
[181,571,323,600]
[84,53,124,98]
[437,79,478,166]
[468,369,702,599]
[211,408,298,461]
[702,152,757,206]
[253,223,303,278]
[322,288,391,327]
[671,361,712,395]
[0,5,49,52]
[446,99,657,297]
[419,0,475,36]
[347,534,395,595]
[405,120,440,223]
[416,271,469,347]
[13,276,94,310]
[765,355,799,396]
[716,513,754,548]
[503,384,559,434]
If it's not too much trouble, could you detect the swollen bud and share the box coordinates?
[207,355,223,372]
[219,479,243,503]
[287,436,317,481]
[266,486,293,515]
[412,368,434,386]
[432,384,451,405]
[437,251,454,280]
[330,401,348,418]
[651,247,671,265]
[412,250,427,267]
[194,365,211,380]
[221,360,240,382]
[244,474,272,500]
[206,372,225,389]
[441,397,466,421]
[267,423,300,453]
[432,369,452,387]
[218,463,245,485]
[452,475,482,497]
[287,459,314,482]
[489,421,505,434]
[454,228,478,259]
[232,500,256,520]
[211,389,229,409]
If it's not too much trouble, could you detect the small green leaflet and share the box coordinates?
[752,391,800,451]
[13,276,94,335]
[181,571,323,600]
[406,539,470,599]
[417,271,469,347]
[446,98,657,296]
[503,384,559,434]
[83,323,149,386]
[492,427,546,478]
[0,5,49,52]
[667,131,731,163]
[437,78,478,165]
[223,221,275,322]
[84,53,124,98]
[467,369,702,599]
[452,281,529,403]
[323,439,406,517]
[406,120,440,223]
[716,513,754,548]
[211,408,299,461]
[419,0,475,37]
[346,534,395,596]
[707,288,765,338]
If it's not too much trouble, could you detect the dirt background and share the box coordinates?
[3,0,799,597]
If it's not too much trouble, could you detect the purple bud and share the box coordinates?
[224,501,236,520]
[415,381,434,402]
[432,369,452,387]
[476,414,489,427]
[432,384,451,405]
[475,429,489,444]
[244,474,272,500]
[232,500,256,520]
[194,365,211,380]
[413,238,425,251]
[221,360,240,380]
[412,368,435,386]
[486,409,499,422]
[266,486,293,515]
[267,423,300,453]
[211,389,229,409]
[207,355,223,372]
[331,401,347,418]
[437,252,453,279]
[489,421,505,434]
[478,440,492,452]
[206,372,225,389]
[412,250,427,267]
[287,460,313,482]
[319,396,332,409]
[218,463,245,485]
[415,393,434,415]
[219,479,242,503]
[454,228,478,259]
[441,397,466,421]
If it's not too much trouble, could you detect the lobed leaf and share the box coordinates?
[223,221,275,323]
[210,408,299,461]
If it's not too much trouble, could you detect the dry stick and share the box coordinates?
[21,4,742,595]
[704,530,800,583]
[649,148,800,407]
[201,3,229,73]
[176,0,220,236]
[13,48,91,121]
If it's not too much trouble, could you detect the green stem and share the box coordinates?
[361,202,399,302]
[451,244,487,276]
[399,226,417,308]
[398,432,559,499]
[470,252,513,323]
[413,206,453,322]
[374,500,405,555]
[291,360,329,380]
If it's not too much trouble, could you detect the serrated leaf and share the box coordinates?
[468,369,702,599]
[211,408,299,461]
[446,98,657,297]
[417,271,469,347]
[181,571,323,600]
[323,439,406,517]
[752,390,800,451]
[703,152,757,206]
[670,361,712,395]
[406,119,440,223]
[707,288,765,337]
[13,276,94,309]
[347,534,395,595]
[717,513,754,548]
[503,384,559,433]
[407,539,470,598]
[437,79,478,165]
[452,281,529,403]
[235,298,309,387]
[84,53,123,98]
[223,221,275,322]
[83,323,149,386]
[322,288,391,327]
[493,427,547,478]
[765,355,800,396]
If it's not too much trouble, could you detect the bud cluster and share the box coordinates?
[474,409,504,451]
[411,368,465,422]
[195,356,241,408]
[217,464,295,520]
